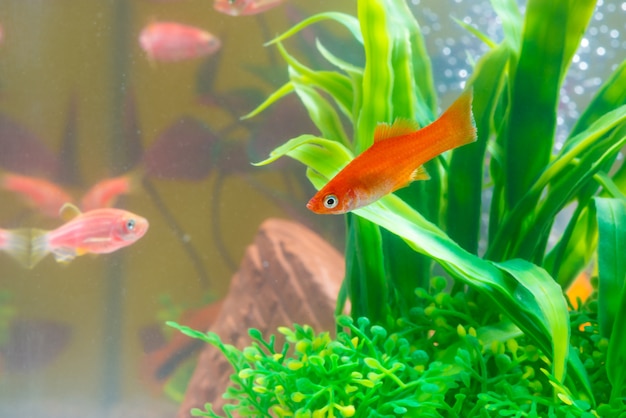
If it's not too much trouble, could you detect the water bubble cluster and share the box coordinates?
[409,0,625,143]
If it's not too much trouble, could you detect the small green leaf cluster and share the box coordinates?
[169,278,619,417]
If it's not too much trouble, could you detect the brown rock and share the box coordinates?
[176,218,344,418]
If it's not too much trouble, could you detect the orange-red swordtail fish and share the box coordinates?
[306,88,477,214]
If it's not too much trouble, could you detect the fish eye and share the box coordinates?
[126,219,136,231]
[323,194,338,209]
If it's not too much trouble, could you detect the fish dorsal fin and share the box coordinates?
[59,203,82,222]
[410,165,430,181]
[373,118,420,142]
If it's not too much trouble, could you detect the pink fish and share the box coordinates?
[139,22,221,62]
[80,174,137,212]
[29,204,149,268]
[214,0,285,16]
[1,173,73,218]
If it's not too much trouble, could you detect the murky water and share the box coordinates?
[0,0,622,416]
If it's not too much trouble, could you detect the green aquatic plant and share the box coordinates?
[170,0,626,413]
[168,278,615,416]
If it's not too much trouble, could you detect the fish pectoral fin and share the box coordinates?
[391,166,430,193]
[410,165,430,182]
[373,118,420,142]
[59,203,82,222]
[52,248,80,264]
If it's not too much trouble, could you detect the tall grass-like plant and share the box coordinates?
[244,0,626,408]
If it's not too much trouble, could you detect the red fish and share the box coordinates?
[80,174,137,212]
[214,0,285,16]
[306,89,477,214]
[1,173,73,218]
[139,22,221,63]
[28,204,149,268]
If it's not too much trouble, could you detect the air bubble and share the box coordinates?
[442,46,451,56]
[596,47,606,56]
[458,69,468,78]
[610,29,619,39]
[574,86,584,95]
[580,38,589,47]
[579,62,588,71]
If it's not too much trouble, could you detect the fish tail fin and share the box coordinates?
[424,87,477,157]
[28,229,51,269]
[1,229,32,268]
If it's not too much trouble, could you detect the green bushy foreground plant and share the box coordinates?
[170,0,626,415]
[170,278,610,417]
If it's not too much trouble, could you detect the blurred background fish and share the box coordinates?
[214,0,286,16]
[1,173,73,219]
[139,22,221,63]
[80,174,138,212]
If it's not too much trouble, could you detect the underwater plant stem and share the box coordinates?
[142,177,211,288]
[210,172,238,271]
[101,0,132,407]
[256,14,279,69]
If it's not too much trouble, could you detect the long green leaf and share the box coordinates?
[569,60,626,139]
[503,0,569,208]
[275,42,354,118]
[289,68,350,147]
[494,259,569,383]
[447,45,510,253]
[265,12,363,46]
[595,197,626,401]
[356,0,393,151]
[488,104,626,261]
[595,197,626,338]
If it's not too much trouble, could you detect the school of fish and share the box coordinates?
[0,174,148,269]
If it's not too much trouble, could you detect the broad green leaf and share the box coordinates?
[559,0,596,83]
[594,197,626,338]
[493,259,569,383]
[447,45,510,254]
[386,0,436,120]
[595,197,626,401]
[356,0,393,151]
[503,0,568,208]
